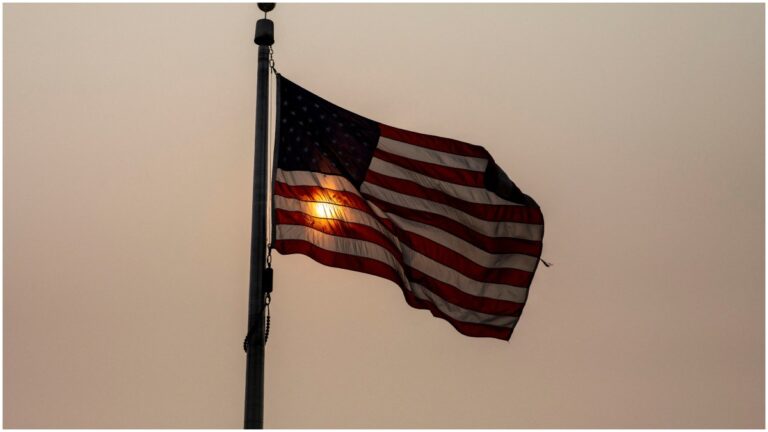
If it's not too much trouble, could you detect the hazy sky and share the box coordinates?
[4,3,764,428]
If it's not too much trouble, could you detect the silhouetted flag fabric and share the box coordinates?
[271,75,545,340]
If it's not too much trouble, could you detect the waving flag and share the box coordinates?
[271,75,545,340]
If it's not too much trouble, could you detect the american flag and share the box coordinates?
[271,75,545,340]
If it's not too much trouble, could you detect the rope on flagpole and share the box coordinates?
[269,46,278,75]
[263,30,277,348]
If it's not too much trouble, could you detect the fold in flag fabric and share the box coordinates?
[271,75,545,340]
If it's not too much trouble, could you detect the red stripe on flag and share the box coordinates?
[273,239,404,287]
[275,209,402,261]
[373,149,485,187]
[365,170,544,224]
[379,123,489,159]
[401,290,515,340]
[274,183,399,233]
[274,182,370,212]
[404,267,526,316]
[363,194,543,256]
[399,229,534,286]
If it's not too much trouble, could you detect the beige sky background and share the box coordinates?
[4,3,764,428]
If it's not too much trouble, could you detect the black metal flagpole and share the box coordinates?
[244,3,275,429]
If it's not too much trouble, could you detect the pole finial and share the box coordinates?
[258,3,275,13]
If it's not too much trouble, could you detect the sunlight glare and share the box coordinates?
[311,202,342,220]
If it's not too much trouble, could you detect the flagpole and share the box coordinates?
[244,3,275,429]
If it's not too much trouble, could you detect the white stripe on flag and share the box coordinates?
[383,212,539,272]
[273,195,400,246]
[401,243,529,302]
[276,224,408,288]
[368,157,522,206]
[410,282,519,327]
[360,181,544,241]
[275,169,360,194]
[377,136,489,172]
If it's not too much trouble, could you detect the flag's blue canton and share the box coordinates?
[277,78,380,187]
